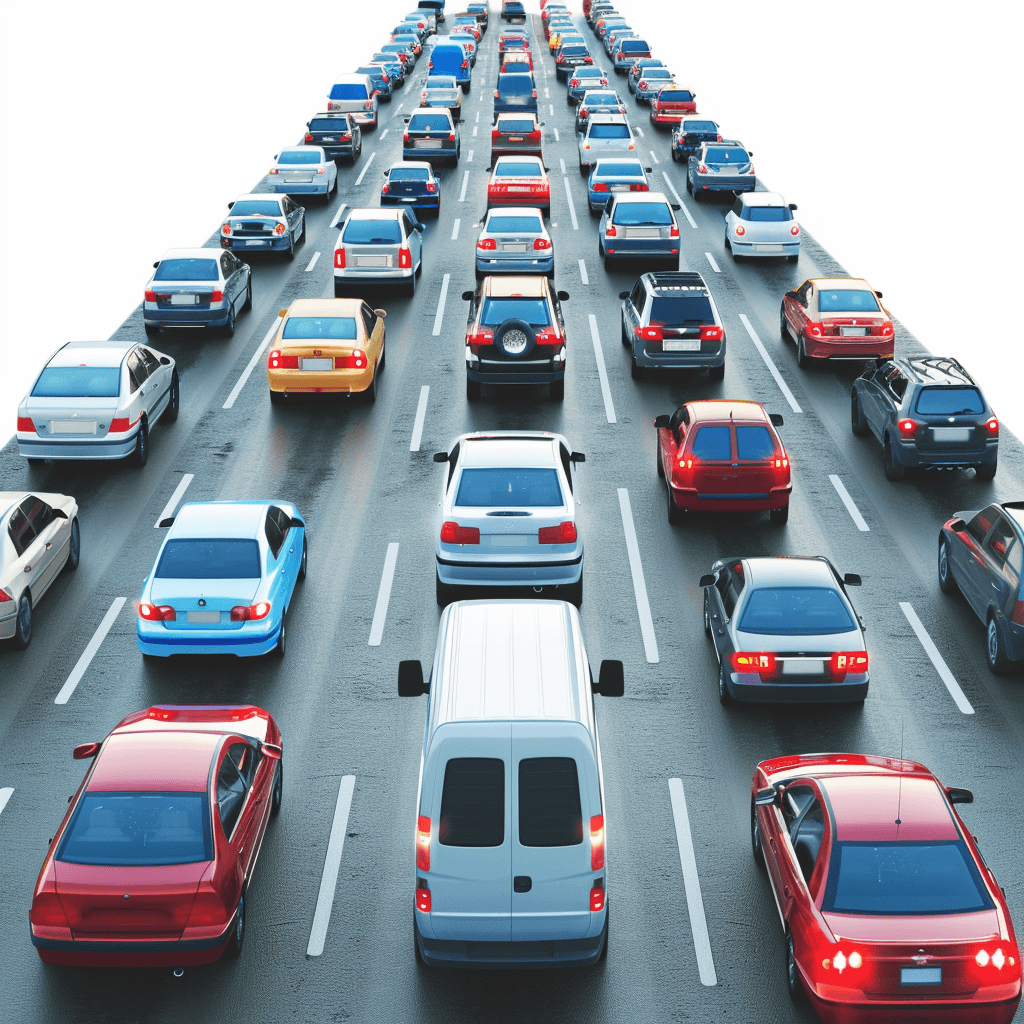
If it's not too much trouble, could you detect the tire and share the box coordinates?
[406,271,416,297]
[334,280,346,298]
[621,320,630,347]
[273,613,286,658]
[298,537,308,581]
[630,354,641,379]
[222,302,236,337]
[850,391,868,436]
[144,323,159,336]
[718,659,733,705]
[769,505,789,525]
[788,253,799,263]
[26,457,45,467]
[976,460,997,481]
[786,931,803,1001]
[11,593,32,650]
[363,365,377,403]
[269,389,286,405]
[563,573,583,608]
[130,418,149,468]
[708,362,725,382]
[298,216,306,245]
[884,437,905,481]
[493,318,536,358]
[224,893,246,959]
[466,378,481,401]
[685,174,693,195]
[692,184,701,203]
[987,615,1013,675]
[938,538,958,595]
[671,147,680,163]
[751,797,764,866]
[271,762,283,817]
[436,571,455,607]
[656,444,664,478]
[795,334,809,369]
[164,371,180,423]
[65,518,81,572]
[579,161,588,177]
[286,232,295,260]
[666,481,683,524]
[703,591,712,637]
[779,305,789,341]
[724,235,732,251]
[549,377,564,401]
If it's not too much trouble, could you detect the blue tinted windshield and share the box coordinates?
[818,289,880,313]
[277,150,320,165]
[156,539,261,579]
[494,161,543,176]
[33,366,121,398]
[739,587,857,636]
[691,426,731,460]
[589,123,631,139]
[154,259,218,282]
[343,219,402,244]
[282,317,357,340]
[479,298,550,326]
[915,388,985,415]
[612,201,672,225]
[487,215,544,233]
[456,468,563,507]
[230,200,283,217]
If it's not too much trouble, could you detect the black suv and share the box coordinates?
[618,271,726,380]
[851,357,998,481]
[304,112,362,164]
[671,117,721,163]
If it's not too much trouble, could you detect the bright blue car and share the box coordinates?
[137,501,306,659]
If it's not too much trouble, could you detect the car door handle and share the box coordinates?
[513,876,532,893]
[784,886,792,899]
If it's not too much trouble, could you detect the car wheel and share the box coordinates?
[671,147,680,163]
[436,570,455,607]
[769,504,789,525]
[937,538,958,595]
[692,185,702,203]
[884,437,905,481]
[795,334,812,369]
[223,302,236,337]
[850,391,868,436]
[751,797,764,866]
[269,389,286,405]
[406,272,416,297]
[66,517,81,571]
[363,364,378,404]
[708,362,725,382]
[630,353,641,379]
[786,931,803,1000]
[987,615,1012,675]
[273,614,286,658]
[563,572,583,609]
[724,235,732,251]
[621,320,630,347]
[788,253,799,263]
[549,377,564,401]
[334,280,346,298]
[779,305,789,341]
[286,232,295,260]
[144,323,159,336]
[718,659,733,705]
[579,161,588,177]
[225,892,246,959]
[703,591,712,637]
[466,377,481,401]
[666,480,682,524]
[271,762,283,817]
[298,216,306,244]
[130,418,149,468]
[975,459,997,481]
[298,537,308,581]
[26,457,45,467]
[11,593,32,650]
[164,370,180,423]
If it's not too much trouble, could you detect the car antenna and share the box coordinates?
[894,718,904,837]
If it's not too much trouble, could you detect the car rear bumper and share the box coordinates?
[670,484,789,511]
[695,177,755,192]
[268,366,375,394]
[223,235,291,252]
[804,981,1021,1024]
[381,195,440,210]
[635,346,726,369]
[603,239,679,259]
[137,620,282,658]
[476,255,555,274]
[804,336,895,360]
[317,143,358,159]
[467,364,565,385]
[731,240,800,257]
[437,551,583,588]
[650,111,689,124]
[896,441,997,469]
[18,432,138,461]
[488,193,551,208]
[335,269,415,284]
[0,609,17,641]
[491,146,543,158]
[726,670,869,703]
[350,111,378,126]
[32,923,234,967]
[144,307,230,328]
[272,182,330,195]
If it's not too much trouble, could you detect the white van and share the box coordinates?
[398,599,624,967]
[327,73,379,128]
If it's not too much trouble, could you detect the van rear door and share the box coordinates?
[510,726,597,941]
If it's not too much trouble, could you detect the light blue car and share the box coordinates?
[137,501,306,659]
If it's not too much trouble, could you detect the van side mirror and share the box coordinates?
[570,452,585,463]
[432,451,449,463]
[461,290,475,301]
[594,660,624,697]
[398,660,428,696]
[768,413,784,427]
[73,742,101,760]
[947,786,974,805]
[843,573,862,587]
[754,786,776,806]
[653,415,670,429]
[698,574,716,588]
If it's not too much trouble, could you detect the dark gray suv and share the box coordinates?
[851,357,998,481]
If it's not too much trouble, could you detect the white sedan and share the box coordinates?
[269,146,338,200]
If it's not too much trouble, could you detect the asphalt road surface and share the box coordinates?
[1,9,1021,1023]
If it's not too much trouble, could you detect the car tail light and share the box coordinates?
[364,100,373,110]
[830,651,868,680]
[415,886,431,912]
[773,455,789,470]
[628,141,635,150]
[579,108,589,118]
[605,223,617,237]
[340,132,352,142]
[986,416,999,436]
[211,290,224,303]
[881,322,894,336]
[976,948,1014,969]
[1011,601,1024,626]
[398,246,412,269]
[462,59,469,69]
[304,132,313,143]
[669,225,679,238]
[138,603,175,621]
[382,182,390,194]
[699,164,708,173]
[539,521,577,544]
[592,182,609,192]
[635,325,662,341]
[807,323,823,337]
[268,349,299,370]
[735,224,746,236]
[494,90,500,98]
[108,416,131,432]
[269,167,279,174]
[144,290,158,302]
[316,167,326,175]
[221,223,232,236]
[428,60,433,69]
[184,884,226,930]
[274,223,286,235]
[335,349,368,369]
[440,522,480,545]
[403,132,410,143]
[416,815,431,871]
[700,325,724,342]
[823,949,864,973]
[31,882,72,934]
[590,814,605,870]
[477,237,497,250]
[639,82,647,91]
[533,237,551,250]
[529,129,541,140]
[426,182,437,193]
[334,248,346,269]
[0,590,11,603]
[791,225,800,236]
[230,601,271,622]
[677,456,695,473]
[491,128,500,141]
[716,134,722,141]
[898,418,917,437]
[731,652,777,676]
[16,416,35,433]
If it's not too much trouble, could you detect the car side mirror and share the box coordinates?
[593,659,624,696]
[843,573,862,587]
[788,203,798,211]
[432,451,449,463]
[698,573,716,588]
[273,153,279,160]
[644,166,653,173]
[160,356,171,365]
[746,149,752,156]
[289,517,305,530]
[948,517,966,531]
[570,452,586,463]
[384,171,390,177]
[947,786,974,805]
[769,413,784,427]
[618,291,630,299]
[261,743,283,761]
[404,116,411,123]
[398,659,428,696]
[556,290,570,301]
[278,309,288,317]
[374,309,387,318]
[52,508,68,520]
[227,201,235,210]
[73,742,101,760]
[654,415,670,429]
[416,223,425,232]
[875,291,883,299]
[157,517,175,528]
[670,203,681,211]
[543,166,550,172]
[461,290,475,301]
[754,786,776,807]
[153,261,160,269]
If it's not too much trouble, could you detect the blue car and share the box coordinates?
[381,161,441,215]
[587,157,652,212]
[371,52,405,86]
[137,501,307,659]
[356,64,394,101]
[687,139,755,200]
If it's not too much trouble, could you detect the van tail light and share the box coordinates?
[304,132,313,143]
[108,416,132,432]
[17,416,35,433]
[669,225,679,238]
[590,814,605,870]
[398,246,412,269]
[791,225,800,236]
[221,223,232,236]
[986,416,999,436]
[274,223,286,235]
[731,652,777,677]
[735,224,746,236]
[830,651,868,680]
[230,601,271,622]
[415,885,432,912]
[335,350,367,369]
[426,182,437,193]
[533,237,552,250]
[138,603,176,621]
[440,522,480,545]
[700,325,724,342]
[605,223,617,237]
[636,325,662,342]
[144,290,158,302]
[334,248,346,269]
[898,418,917,437]
[184,883,227,930]
[416,815,431,871]
[211,290,224,303]
[268,349,299,370]
[477,237,497,250]
[539,521,577,544]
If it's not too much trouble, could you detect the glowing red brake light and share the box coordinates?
[334,247,346,269]
[304,133,313,143]
[533,237,551,250]
[898,418,917,437]
[17,416,36,432]
[791,225,800,236]
[108,416,131,432]
[211,290,224,303]
[636,325,662,341]
[335,350,368,369]
[700,325,724,342]
[605,223,617,237]
[274,223,286,235]
[831,651,868,680]
[492,128,500,140]
[986,416,999,436]
[731,652,777,676]
[440,522,480,545]
[230,601,271,622]
[144,290,158,302]
[593,182,609,192]
[477,237,497,250]
[538,521,577,544]
[416,886,432,912]
[416,815,431,871]
[590,814,605,870]
[138,603,175,621]
[268,349,299,370]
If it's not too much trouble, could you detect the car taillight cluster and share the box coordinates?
[735,224,746,236]
[336,350,367,369]
[590,814,605,869]
[791,225,800,236]
[976,947,1015,969]
[416,815,431,871]
[898,418,918,437]
[230,601,271,622]
[398,246,412,269]
[426,182,437,193]
[144,290,160,302]
[16,416,35,433]
[636,325,662,341]
[382,183,390,194]
[830,651,868,680]
[304,133,313,143]
[669,225,680,238]
[539,521,577,544]
[699,325,724,342]
[415,885,432,912]
[592,182,609,192]
[533,237,551,250]
[773,456,789,470]
[477,237,497,250]
[211,290,224,303]
[108,416,132,432]
[221,223,232,236]
[822,949,863,973]
[269,167,279,174]
[403,132,410,143]
[1012,601,1024,626]
[986,416,999,436]
[268,350,299,369]
[138,603,175,621]
[440,521,480,545]
[334,248,346,269]
[731,652,776,676]
[274,223,286,235]
[604,224,617,237]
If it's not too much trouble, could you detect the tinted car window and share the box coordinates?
[264,511,285,560]
[7,507,36,557]
[342,219,402,244]
[736,426,775,460]
[498,75,534,95]
[329,83,371,99]
[518,758,583,847]
[691,426,731,460]
[745,206,791,222]
[156,539,261,579]
[282,317,358,340]
[682,120,717,133]
[818,289,881,313]
[309,118,351,133]
[560,46,589,56]
[915,387,985,416]
[503,61,530,73]
[497,118,536,133]
[32,366,121,398]
[479,297,550,326]
[127,351,147,393]
[612,201,672,225]
[649,296,713,324]
[659,90,694,102]
[966,506,998,544]
[595,162,644,177]
[823,841,993,915]
[589,123,631,139]
[21,495,54,533]
[739,587,857,636]
[455,467,563,507]
[408,113,452,131]
[217,745,250,838]
[984,517,1016,566]
[439,758,504,847]
[277,150,320,165]
[57,792,212,866]
[487,214,544,233]
[493,160,543,177]
[704,147,749,164]
[154,259,218,282]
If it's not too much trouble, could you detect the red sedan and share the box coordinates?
[654,400,791,524]
[30,704,283,967]
[751,753,1021,1023]
[487,155,551,216]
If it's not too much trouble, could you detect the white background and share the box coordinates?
[2,0,1021,443]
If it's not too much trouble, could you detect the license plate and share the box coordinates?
[355,256,388,266]
[417,139,443,148]
[782,660,824,675]
[284,176,313,183]
[170,294,199,305]
[901,967,941,986]
[51,420,97,434]
[187,611,220,624]
[245,239,265,246]
[611,184,630,191]
[320,136,337,142]
[933,427,971,442]
[508,185,532,192]
[629,228,660,238]
[300,358,334,371]
[754,244,783,252]
[841,326,868,337]
[662,340,700,352]
[483,535,530,547]
[508,136,524,142]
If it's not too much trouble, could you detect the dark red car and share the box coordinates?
[752,753,1021,1024]
[649,87,698,127]
[30,704,283,967]
[655,400,791,524]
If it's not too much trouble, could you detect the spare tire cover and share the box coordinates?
[493,317,536,358]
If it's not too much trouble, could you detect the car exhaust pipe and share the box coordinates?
[533,586,543,593]
[173,968,185,978]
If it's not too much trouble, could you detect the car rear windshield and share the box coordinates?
[480,297,551,326]
[153,259,218,282]
[682,120,717,134]
[282,317,358,340]
[823,840,993,916]
[818,289,880,313]
[342,219,402,244]
[494,160,542,177]
[735,426,776,460]
[408,113,452,131]
[622,40,649,50]
[439,758,504,847]
[519,758,583,847]
[428,76,457,88]
[499,76,534,95]
[390,167,430,180]
[613,201,672,225]
[277,150,320,165]
[329,83,370,100]
[503,61,530,72]
[561,46,589,56]
[356,67,383,77]
[585,92,619,105]
[155,539,261,579]
[659,90,693,102]
[691,425,731,460]
[497,118,537,133]
[595,162,644,178]
[739,587,857,636]
[487,214,544,233]
[705,147,748,164]
[230,200,284,217]
[309,118,350,133]
[58,792,212,866]
[32,366,121,398]
[589,123,631,139]
[455,467,563,507]
[649,295,714,324]
[745,206,792,222]
[915,387,985,416]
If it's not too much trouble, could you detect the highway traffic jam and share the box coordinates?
[1,0,1022,1022]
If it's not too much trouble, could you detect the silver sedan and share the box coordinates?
[1,490,80,648]
[269,146,338,200]
[475,207,554,278]
[143,248,252,335]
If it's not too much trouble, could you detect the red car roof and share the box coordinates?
[88,732,219,792]
[823,774,959,843]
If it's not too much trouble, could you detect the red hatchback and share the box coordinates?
[751,754,1021,1024]
[487,155,551,215]
[30,704,282,967]
[655,400,791,524]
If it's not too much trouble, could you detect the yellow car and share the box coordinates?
[267,298,386,404]
[548,23,575,52]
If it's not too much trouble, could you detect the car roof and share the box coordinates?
[740,192,787,207]
[409,106,453,118]
[460,434,561,468]
[169,501,269,540]
[159,248,222,262]
[482,275,550,298]
[612,191,670,205]
[688,400,770,424]
[742,556,837,588]
[593,158,645,171]
[823,774,959,843]
[809,277,873,290]
[88,731,221,792]
[114,704,273,744]
[285,298,364,317]
[389,160,433,172]
[47,340,133,368]
[492,155,544,166]
[348,206,404,221]
[496,112,540,123]
[484,207,545,219]
[232,193,283,204]
[644,270,708,292]
[897,356,976,387]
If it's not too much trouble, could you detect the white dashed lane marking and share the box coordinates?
[368,543,400,647]
[578,258,589,285]
[451,218,460,240]
[223,319,279,410]
[432,274,450,336]
[661,172,697,229]
[617,489,658,663]
[737,313,802,415]
[304,251,320,272]
[306,775,357,957]
[459,170,470,202]
[588,314,616,424]
[704,252,720,273]
[354,151,376,187]
[155,474,194,528]
[899,602,975,715]
[829,475,870,531]
[410,386,430,452]
[55,598,128,705]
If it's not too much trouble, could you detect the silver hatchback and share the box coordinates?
[333,207,425,296]
[475,207,554,278]
[578,114,636,172]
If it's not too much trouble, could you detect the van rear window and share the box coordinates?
[519,758,583,847]
[329,83,370,100]
[439,758,505,847]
